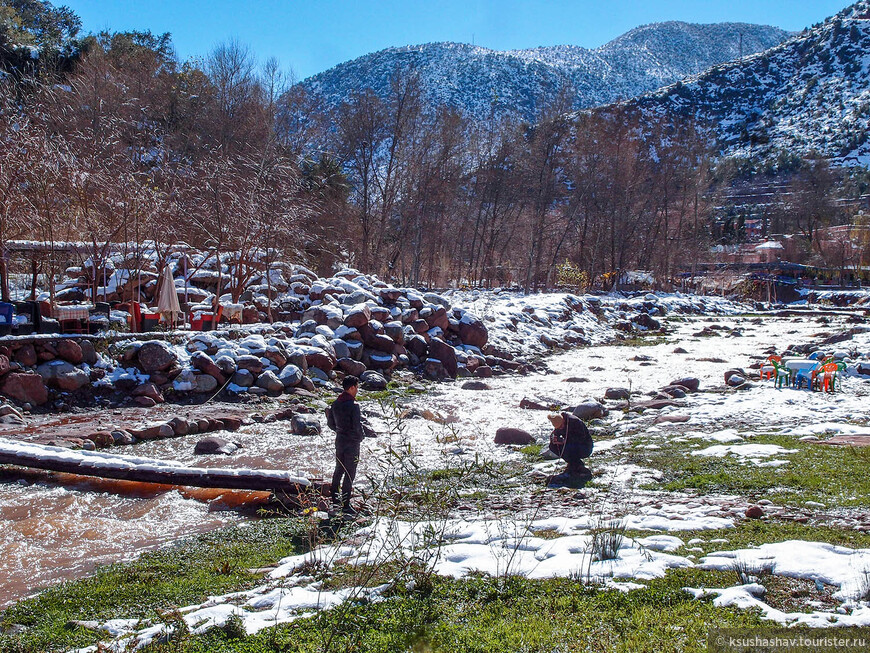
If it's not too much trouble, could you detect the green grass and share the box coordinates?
[636,434,870,507]
[0,518,311,653]
[76,572,767,653]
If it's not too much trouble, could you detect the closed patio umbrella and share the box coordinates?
[156,265,182,328]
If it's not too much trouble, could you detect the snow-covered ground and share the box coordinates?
[65,305,870,650]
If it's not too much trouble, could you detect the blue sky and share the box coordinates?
[64,0,850,81]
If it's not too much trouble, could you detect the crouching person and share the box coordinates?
[547,412,594,487]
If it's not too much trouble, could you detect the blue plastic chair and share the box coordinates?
[0,302,13,335]
[793,362,822,390]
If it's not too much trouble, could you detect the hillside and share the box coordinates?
[625,1,870,165]
[296,22,789,122]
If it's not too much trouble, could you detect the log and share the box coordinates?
[0,439,309,494]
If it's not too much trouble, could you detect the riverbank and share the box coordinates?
[2,303,870,651]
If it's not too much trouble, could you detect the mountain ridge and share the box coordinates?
[296,21,790,123]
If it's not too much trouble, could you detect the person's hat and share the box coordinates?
[547,413,564,427]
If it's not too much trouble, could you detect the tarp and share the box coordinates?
[156,265,181,325]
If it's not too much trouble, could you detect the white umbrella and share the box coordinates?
[156,265,182,328]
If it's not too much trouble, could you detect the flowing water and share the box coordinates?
[0,313,859,608]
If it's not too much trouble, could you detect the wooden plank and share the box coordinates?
[0,442,310,494]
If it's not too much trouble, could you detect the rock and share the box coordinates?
[308,366,330,382]
[540,333,559,348]
[633,313,660,330]
[563,377,588,383]
[429,338,457,378]
[231,370,255,387]
[424,358,448,380]
[137,342,178,373]
[520,397,553,411]
[134,396,157,407]
[337,358,366,377]
[474,365,493,378]
[111,430,136,445]
[383,321,405,344]
[36,361,90,392]
[461,380,490,390]
[279,364,304,388]
[673,347,688,354]
[653,415,691,424]
[660,385,687,399]
[572,401,606,420]
[168,417,190,436]
[0,355,11,376]
[217,416,244,431]
[670,377,700,393]
[256,370,285,393]
[55,339,83,365]
[297,376,316,392]
[360,370,388,391]
[726,374,746,387]
[86,431,115,449]
[236,354,265,376]
[215,355,238,376]
[190,352,226,384]
[194,374,219,394]
[344,305,371,328]
[290,414,321,435]
[13,344,37,368]
[457,316,488,348]
[133,423,174,440]
[405,334,428,359]
[305,350,336,373]
[0,403,23,419]
[604,387,630,400]
[745,505,764,520]
[494,427,535,445]
[79,340,98,366]
[194,436,240,455]
[132,382,164,403]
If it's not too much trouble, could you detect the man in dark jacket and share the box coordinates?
[547,412,594,486]
[328,375,368,514]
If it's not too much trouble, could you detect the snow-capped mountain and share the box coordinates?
[624,1,870,165]
[297,22,789,122]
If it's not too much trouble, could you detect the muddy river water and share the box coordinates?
[0,313,861,608]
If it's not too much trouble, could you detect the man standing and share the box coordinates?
[328,375,367,515]
[547,412,594,486]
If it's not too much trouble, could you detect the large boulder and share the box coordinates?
[344,305,371,328]
[13,344,37,368]
[231,369,255,387]
[290,414,321,435]
[604,387,630,401]
[670,377,700,393]
[190,351,226,384]
[494,427,534,445]
[360,370,388,391]
[55,339,84,365]
[337,357,367,377]
[236,354,265,376]
[256,370,285,393]
[429,338,457,378]
[279,364,304,388]
[194,436,240,455]
[458,315,488,349]
[572,401,606,420]
[132,382,164,404]
[79,340,98,366]
[137,342,178,373]
[405,334,428,360]
[1,372,48,405]
[36,360,90,392]
[194,373,219,394]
